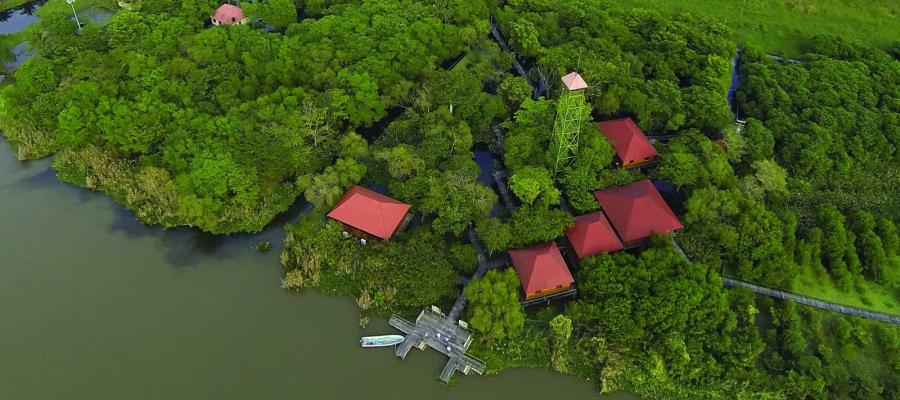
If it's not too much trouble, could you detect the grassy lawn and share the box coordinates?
[607,0,900,55]
[793,262,900,315]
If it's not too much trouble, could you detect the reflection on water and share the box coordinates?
[5,42,34,70]
[0,0,45,31]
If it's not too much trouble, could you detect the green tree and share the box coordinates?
[848,210,887,281]
[683,188,795,286]
[549,314,572,373]
[569,242,748,383]
[498,76,533,109]
[875,218,898,260]
[106,11,150,49]
[509,166,559,206]
[818,205,859,288]
[658,130,735,189]
[464,268,525,340]
[740,159,788,200]
[375,145,425,180]
[742,118,774,162]
[254,0,297,29]
[301,158,367,208]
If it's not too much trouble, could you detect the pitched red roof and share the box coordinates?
[565,211,623,259]
[593,180,682,244]
[212,4,246,25]
[509,242,574,297]
[597,118,657,164]
[327,186,411,240]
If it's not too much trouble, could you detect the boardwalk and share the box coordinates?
[491,170,518,212]
[489,17,528,79]
[491,125,505,155]
[488,125,518,212]
[489,16,546,99]
[673,240,899,325]
[389,309,486,382]
[723,278,900,325]
[448,229,508,321]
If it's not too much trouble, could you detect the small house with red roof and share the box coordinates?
[327,185,412,241]
[509,242,575,301]
[593,180,682,245]
[211,4,248,26]
[597,118,658,168]
[564,211,623,259]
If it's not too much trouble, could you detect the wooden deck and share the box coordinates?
[389,308,486,382]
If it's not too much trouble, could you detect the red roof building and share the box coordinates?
[327,186,411,241]
[565,211,623,259]
[509,242,575,300]
[597,118,658,167]
[593,180,682,244]
[211,4,248,26]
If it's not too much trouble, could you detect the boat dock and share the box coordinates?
[389,308,486,383]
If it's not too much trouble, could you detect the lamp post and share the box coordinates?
[66,0,82,35]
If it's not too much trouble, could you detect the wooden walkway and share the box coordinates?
[389,309,486,382]
[448,229,508,321]
[723,278,900,325]
[384,229,507,383]
[489,16,546,99]
[491,170,518,212]
[488,125,517,212]
[489,17,528,79]
[673,240,899,325]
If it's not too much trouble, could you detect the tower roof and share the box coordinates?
[561,72,588,91]
[509,242,574,297]
[212,4,246,25]
[327,185,411,240]
[593,180,682,244]
[565,211,623,259]
[597,118,657,164]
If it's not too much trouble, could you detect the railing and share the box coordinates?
[723,278,900,325]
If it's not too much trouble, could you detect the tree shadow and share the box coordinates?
[106,195,311,268]
[10,165,56,189]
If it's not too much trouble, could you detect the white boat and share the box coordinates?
[360,334,405,347]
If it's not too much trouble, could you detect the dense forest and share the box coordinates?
[1,0,898,399]
[1,0,490,233]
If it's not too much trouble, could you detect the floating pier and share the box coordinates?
[389,307,486,383]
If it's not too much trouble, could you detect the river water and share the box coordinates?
[0,141,639,399]
[0,5,635,398]
[0,2,41,35]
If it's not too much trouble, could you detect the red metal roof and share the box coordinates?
[212,4,246,25]
[509,242,574,297]
[327,186,411,240]
[565,211,623,259]
[593,180,682,244]
[597,118,657,164]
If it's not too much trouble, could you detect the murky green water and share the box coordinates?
[0,140,637,399]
